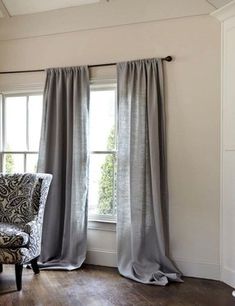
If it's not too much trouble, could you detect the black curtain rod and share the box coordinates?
[0,56,173,75]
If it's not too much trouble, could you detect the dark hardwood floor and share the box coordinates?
[0,264,234,306]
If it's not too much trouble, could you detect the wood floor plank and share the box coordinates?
[0,264,233,306]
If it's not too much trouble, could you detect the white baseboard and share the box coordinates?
[86,249,117,267]
[174,258,220,280]
[85,249,220,280]
[221,267,235,288]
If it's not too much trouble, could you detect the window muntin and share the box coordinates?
[0,93,43,174]
[88,85,117,222]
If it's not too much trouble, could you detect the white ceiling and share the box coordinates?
[207,0,232,8]
[0,0,233,41]
[0,0,232,17]
[0,0,100,16]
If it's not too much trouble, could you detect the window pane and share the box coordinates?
[26,154,38,173]
[28,95,43,151]
[3,153,24,174]
[4,97,27,151]
[88,153,116,216]
[89,90,116,151]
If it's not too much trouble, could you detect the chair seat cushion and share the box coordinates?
[0,223,29,248]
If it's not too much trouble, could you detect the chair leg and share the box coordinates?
[0,264,3,273]
[15,264,23,291]
[31,256,40,274]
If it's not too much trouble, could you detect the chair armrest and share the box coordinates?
[22,220,42,259]
[23,220,38,235]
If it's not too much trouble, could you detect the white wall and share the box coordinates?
[0,15,221,279]
[221,16,235,287]
[212,1,235,287]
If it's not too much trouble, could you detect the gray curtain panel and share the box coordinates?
[37,67,89,270]
[117,59,182,285]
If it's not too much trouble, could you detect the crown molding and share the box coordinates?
[211,0,235,21]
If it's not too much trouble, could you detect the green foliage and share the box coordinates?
[106,127,115,151]
[98,127,116,215]
[5,148,14,174]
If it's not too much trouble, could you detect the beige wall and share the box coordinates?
[0,15,221,278]
[0,0,214,40]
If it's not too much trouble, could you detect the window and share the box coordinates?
[0,87,117,223]
[0,93,43,173]
[88,84,117,222]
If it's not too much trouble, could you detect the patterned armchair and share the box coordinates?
[0,173,52,291]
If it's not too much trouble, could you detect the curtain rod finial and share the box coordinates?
[164,56,173,62]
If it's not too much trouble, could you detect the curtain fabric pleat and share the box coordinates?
[37,66,89,270]
[117,59,182,285]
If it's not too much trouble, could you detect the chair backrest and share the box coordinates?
[0,173,52,225]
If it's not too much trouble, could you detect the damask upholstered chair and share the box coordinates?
[0,173,52,291]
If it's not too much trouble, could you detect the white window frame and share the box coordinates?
[0,92,43,173]
[88,82,117,223]
[0,86,117,225]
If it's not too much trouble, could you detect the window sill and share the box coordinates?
[88,219,116,232]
